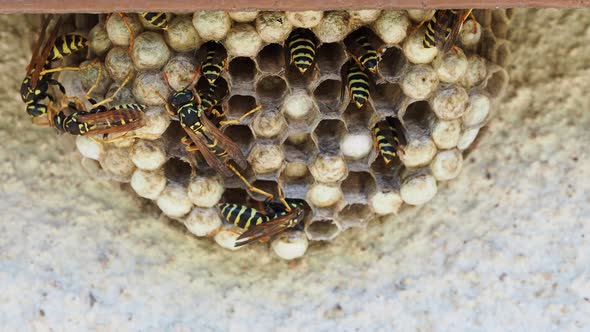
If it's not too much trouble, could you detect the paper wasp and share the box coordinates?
[372,117,406,165]
[218,181,307,247]
[41,101,146,137]
[285,28,318,74]
[32,71,142,141]
[344,28,382,74]
[159,71,261,178]
[422,9,476,53]
[22,15,99,120]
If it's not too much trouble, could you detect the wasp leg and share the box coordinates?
[276,176,291,212]
[219,105,262,126]
[206,228,243,238]
[85,61,103,99]
[47,79,66,94]
[91,72,134,108]
[398,145,406,156]
[157,91,176,117]
[225,163,274,201]
[181,136,200,152]
[468,10,478,33]
[92,133,141,144]
[39,59,99,76]
[63,96,87,111]
[119,13,135,53]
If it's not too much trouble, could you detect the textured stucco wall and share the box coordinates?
[1,9,589,331]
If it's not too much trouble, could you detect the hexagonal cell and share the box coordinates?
[485,68,509,99]
[372,83,405,117]
[305,218,341,241]
[402,101,433,132]
[248,144,285,177]
[342,102,378,132]
[400,101,438,167]
[220,187,249,206]
[256,43,285,74]
[336,203,375,229]
[378,46,408,82]
[226,94,259,123]
[316,43,346,73]
[285,63,316,89]
[478,29,496,62]
[491,11,510,39]
[256,75,288,105]
[313,79,344,116]
[282,92,320,131]
[283,133,318,164]
[250,108,288,141]
[281,164,314,200]
[228,57,257,86]
[196,76,229,109]
[370,155,403,193]
[493,41,511,68]
[163,157,193,186]
[340,171,377,204]
[222,125,254,156]
[313,119,347,155]
[249,179,280,201]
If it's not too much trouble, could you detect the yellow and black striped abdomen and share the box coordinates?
[354,35,379,73]
[218,203,270,230]
[48,34,88,61]
[141,12,168,30]
[423,10,459,49]
[202,51,225,84]
[287,29,317,74]
[373,122,402,164]
[200,129,229,158]
[347,63,370,108]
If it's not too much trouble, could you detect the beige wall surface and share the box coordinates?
[0,9,589,330]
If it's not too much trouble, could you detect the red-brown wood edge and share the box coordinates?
[0,0,588,13]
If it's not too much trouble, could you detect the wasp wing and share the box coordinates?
[74,108,144,123]
[442,9,472,53]
[30,15,63,87]
[234,210,299,247]
[198,110,248,169]
[27,15,49,74]
[182,126,234,177]
[82,120,146,136]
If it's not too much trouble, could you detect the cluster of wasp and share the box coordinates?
[22,10,477,249]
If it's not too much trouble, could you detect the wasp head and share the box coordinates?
[169,89,195,110]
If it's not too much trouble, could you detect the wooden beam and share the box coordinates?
[0,0,588,13]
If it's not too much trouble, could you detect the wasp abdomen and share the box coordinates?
[48,34,88,61]
[346,62,370,108]
[141,12,168,30]
[218,203,270,230]
[287,29,317,74]
[423,10,460,49]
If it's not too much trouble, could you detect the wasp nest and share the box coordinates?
[61,10,510,260]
